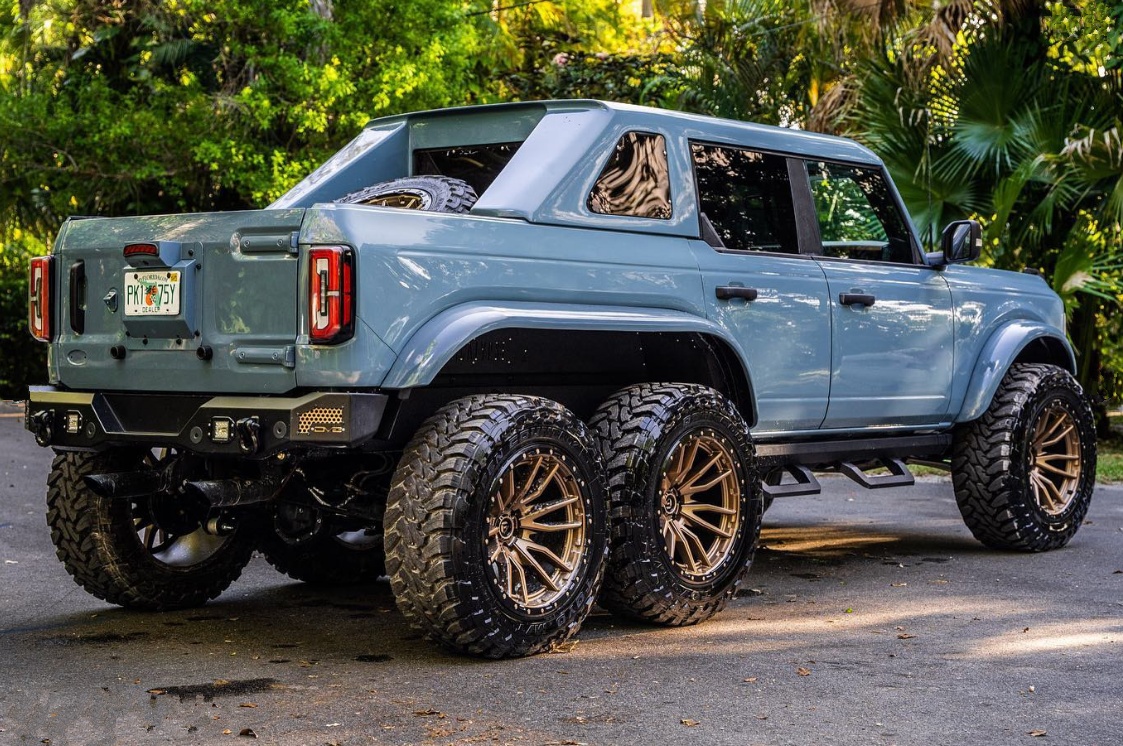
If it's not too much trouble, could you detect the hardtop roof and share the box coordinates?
[363,99,883,167]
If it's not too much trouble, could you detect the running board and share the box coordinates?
[763,465,821,498]
[837,458,915,489]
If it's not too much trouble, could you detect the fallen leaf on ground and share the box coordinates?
[897,633,916,639]
[1027,730,1047,737]
[681,719,700,727]
[796,667,812,676]
[891,582,907,587]
[413,709,445,718]
[239,703,257,708]
[550,641,580,654]
[238,729,257,738]
[743,677,757,683]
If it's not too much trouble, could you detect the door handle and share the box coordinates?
[715,285,759,302]
[839,292,876,307]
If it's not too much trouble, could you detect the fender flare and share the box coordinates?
[381,300,755,397]
[956,320,1077,423]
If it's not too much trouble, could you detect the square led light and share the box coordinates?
[211,417,233,443]
[65,411,82,434]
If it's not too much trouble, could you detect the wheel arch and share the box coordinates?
[378,302,757,441]
[956,321,1077,423]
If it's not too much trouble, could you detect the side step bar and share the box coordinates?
[757,433,948,498]
[762,459,916,498]
[763,465,821,498]
[837,458,915,489]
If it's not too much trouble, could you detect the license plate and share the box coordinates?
[124,270,181,316]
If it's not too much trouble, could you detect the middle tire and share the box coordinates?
[384,394,608,658]
[589,383,762,626]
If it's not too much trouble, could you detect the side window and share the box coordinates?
[805,162,914,264]
[690,142,798,254]
[588,132,672,219]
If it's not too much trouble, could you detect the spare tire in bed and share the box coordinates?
[335,175,478,213]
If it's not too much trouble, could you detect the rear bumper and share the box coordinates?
[25,386,388,457]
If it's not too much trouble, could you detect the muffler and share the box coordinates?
[84,471,163,499]
[181,472,286,508]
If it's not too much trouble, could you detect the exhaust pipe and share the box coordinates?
[182,473,285,508]
[84,471,163,499]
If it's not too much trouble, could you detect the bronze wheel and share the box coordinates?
[486,448,587,612]
[953,363,1096,552]
[658,431,741,583]
[1028,403,1082,516]
[384,394,607,658]
[590,383,761,627]
[360,190,430,210]
[335,176,478,213]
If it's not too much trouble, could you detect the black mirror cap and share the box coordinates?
[941,219,982,264]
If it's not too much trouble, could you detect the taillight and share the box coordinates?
[28,256,53,342]
[309,246,355,344]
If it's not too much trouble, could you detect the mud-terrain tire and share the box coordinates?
[336,175,478,213]
[384,395,608,658]
[589,383,762,626]
[260,503,385,586]
[952,363,1096,551]
[45,450,256,610]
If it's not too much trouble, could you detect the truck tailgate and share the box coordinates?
[50,210,305,394]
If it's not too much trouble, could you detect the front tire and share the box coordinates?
[589,383,762,626]
[45,450,256,610]
[384,395,608,658]
[952,363,1096,551]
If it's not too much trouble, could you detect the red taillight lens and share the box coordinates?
[309,246,355,344]
[123,243,159,258]
[28,256,53,342]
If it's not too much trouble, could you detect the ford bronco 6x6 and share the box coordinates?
[25,100,1096,658]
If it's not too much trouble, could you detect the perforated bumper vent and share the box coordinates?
[297,405,345,435]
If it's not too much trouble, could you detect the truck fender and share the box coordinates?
[381,300,754,394]
[956,321,1077,423]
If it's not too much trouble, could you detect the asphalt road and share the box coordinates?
[1,402,1120,746]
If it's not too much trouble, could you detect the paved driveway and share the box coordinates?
[1,404,1120,745]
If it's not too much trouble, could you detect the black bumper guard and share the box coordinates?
[25,386,388,457]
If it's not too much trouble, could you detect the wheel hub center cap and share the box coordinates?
[661,491,680,516]
[497,515,518,542]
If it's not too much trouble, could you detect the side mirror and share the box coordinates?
[940,219,982,264]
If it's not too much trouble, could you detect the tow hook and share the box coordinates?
[236,416,261,454]
[28,409,54,447]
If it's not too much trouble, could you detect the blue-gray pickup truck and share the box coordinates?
[24,100,1096,658]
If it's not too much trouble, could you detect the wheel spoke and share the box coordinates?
[497,469,517,512]
[1039,423,1075,449]
[670,440,702,487]
[680,507,734,539]
[677,522,709,572]
[679,453,723,491]
[1031,470,1063,509]
[1037,461,1079,479]
[513,539,563,591]
[680,468,733,496]
[1033,411,1066,449]
[521,494,579,522]
[521,519,582,533]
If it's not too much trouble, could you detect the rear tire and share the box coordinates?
[46,450,255,610]
[952,363,1096,551]
[384,395,608,658]
[589,383,761,626]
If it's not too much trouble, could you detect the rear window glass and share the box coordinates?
[587,132,672,219]
[413,142,524,197]
[691,142,799,253]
